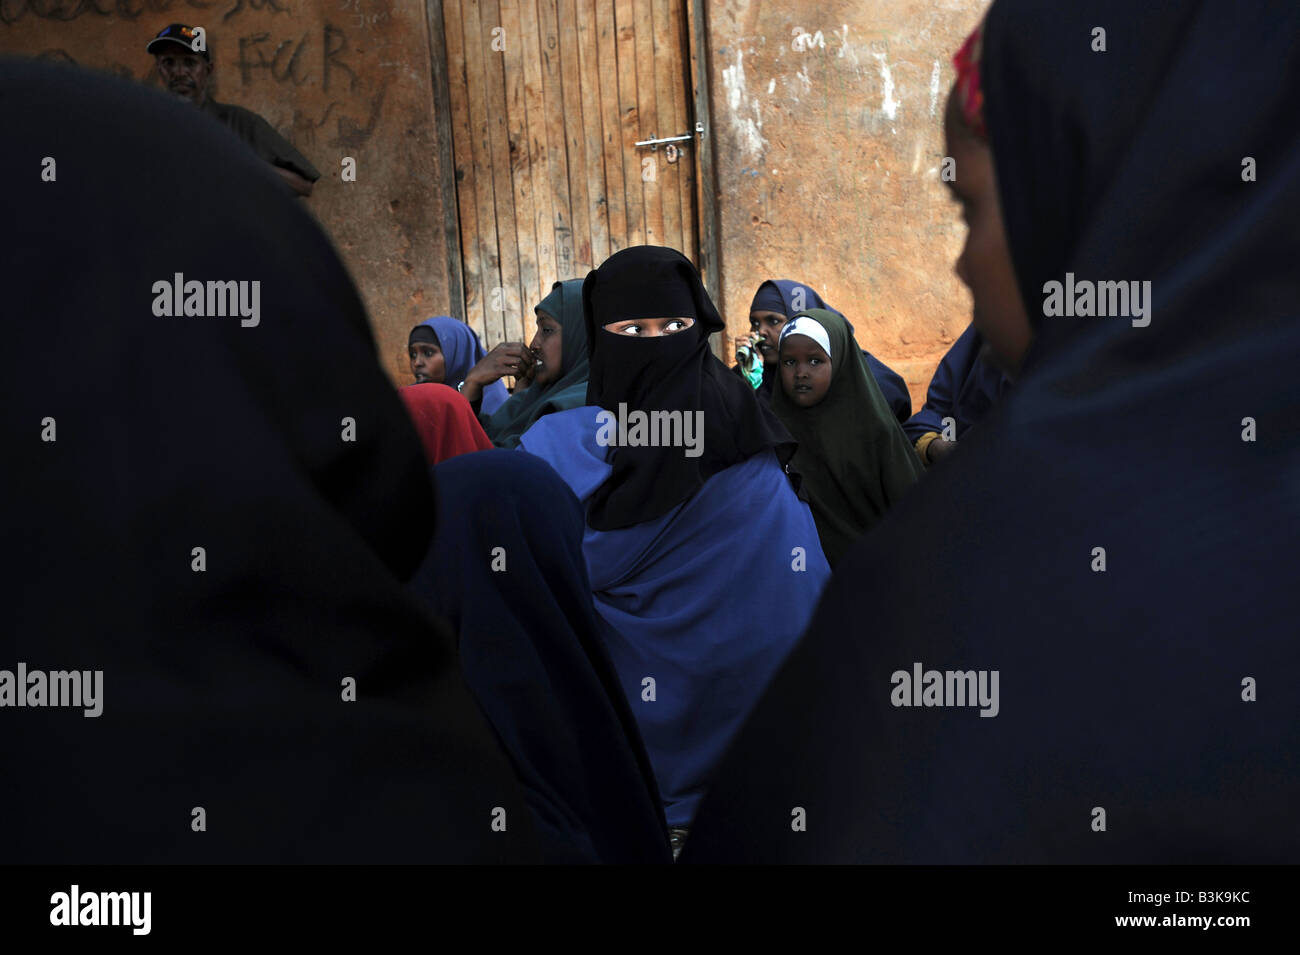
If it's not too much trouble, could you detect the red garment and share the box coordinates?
[952,19,987,140]
[398,383,494,465]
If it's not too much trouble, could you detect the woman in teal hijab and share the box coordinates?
[773,308,923,566]
[485,279,590,449]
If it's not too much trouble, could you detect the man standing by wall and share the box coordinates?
[147,23,320,197]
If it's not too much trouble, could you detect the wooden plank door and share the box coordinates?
[441,0,700,348]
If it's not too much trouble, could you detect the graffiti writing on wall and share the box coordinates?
[6,7,385,151]
[237,22,357,93]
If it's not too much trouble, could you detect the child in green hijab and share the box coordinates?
[484,279,591,449]
[773,309,923,566]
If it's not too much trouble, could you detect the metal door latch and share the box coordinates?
[635,122,705,159]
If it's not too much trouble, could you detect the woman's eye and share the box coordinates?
[622,325,641,335]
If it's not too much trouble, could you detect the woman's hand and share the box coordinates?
[462,342,535,403]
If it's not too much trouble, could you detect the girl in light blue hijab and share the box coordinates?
[411,316,510,416]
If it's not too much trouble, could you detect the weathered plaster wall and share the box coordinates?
[1,0,452,385]
[703,0,989,408]
[5,0,990,402]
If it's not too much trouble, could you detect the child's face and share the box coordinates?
[943,92,1032,377]
[409,342,445,384]
[780,335,833,407]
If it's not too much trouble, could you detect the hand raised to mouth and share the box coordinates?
[461,341,535,403]
[520,349,543,386]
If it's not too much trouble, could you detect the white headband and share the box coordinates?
[779,316,832,356]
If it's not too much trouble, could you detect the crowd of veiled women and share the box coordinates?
[6,0,1298,865]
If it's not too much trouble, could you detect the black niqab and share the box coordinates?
[583,246,795,530]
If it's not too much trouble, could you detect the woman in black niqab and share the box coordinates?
[583,246,796,530]
[520,246,831,833]
[683,0,1300,863]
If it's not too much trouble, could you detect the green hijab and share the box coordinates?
[772,308,923,566]
[484,279,590,449]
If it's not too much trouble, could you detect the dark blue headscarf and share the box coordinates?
[420,316,510,415]
[750,279,912,422]
[3,58,538,863]
[408,450,671,863]
[684,0,1300,863]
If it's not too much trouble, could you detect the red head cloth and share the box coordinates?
[398,383,494,465]
[952,19,987,140]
